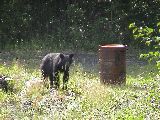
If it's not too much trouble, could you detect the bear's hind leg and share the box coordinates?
[41,73,48,88]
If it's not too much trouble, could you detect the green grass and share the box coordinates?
[0,52,160,120]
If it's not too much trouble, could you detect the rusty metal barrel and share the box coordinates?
[99,44,127,84]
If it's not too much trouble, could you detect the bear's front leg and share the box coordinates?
[54,72,60,89]
[49,73,54,88]
[63,71,69,90]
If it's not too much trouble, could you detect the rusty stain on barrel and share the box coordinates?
[99,44,127,84]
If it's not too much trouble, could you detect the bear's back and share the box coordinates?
[40,53,61,73]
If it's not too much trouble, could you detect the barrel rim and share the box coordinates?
[100,44,126,48]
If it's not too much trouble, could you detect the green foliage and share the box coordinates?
[2,0,160,50]
[130,22,160,69]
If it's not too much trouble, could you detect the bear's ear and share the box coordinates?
[60,53,64,59]
[69,54,74,59]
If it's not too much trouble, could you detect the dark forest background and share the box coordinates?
[0,0,160,51]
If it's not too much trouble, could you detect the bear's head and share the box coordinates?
[58,53,74,72]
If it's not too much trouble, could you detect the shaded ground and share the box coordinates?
[0,48,146,73]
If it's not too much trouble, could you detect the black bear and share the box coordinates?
[0,75,8,92]
[40,53,74,89]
